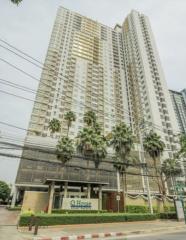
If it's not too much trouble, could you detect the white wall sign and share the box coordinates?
[175,200,185,221]
[62,198,99,210]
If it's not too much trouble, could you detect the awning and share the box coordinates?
[44,178,109,187]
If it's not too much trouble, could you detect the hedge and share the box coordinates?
[126,205,149,213]
[159,212,177,219]
[52,209,107,214]
[19,213,159,226]
[52,205,177,214]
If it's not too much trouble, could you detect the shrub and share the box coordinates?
[19,213,159,226]
[126,205,149,213]
[159,212,177,219]
[52,209,107,214]
[6,206,21,211]
[163,206,175,212]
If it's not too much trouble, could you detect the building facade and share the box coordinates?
[169,89,186,134]
[122,11,180,159]
[15,7,180,211]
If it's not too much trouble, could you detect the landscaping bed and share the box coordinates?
[6,206,21,211]
[19,213,159,226]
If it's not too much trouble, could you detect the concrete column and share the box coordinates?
[98,185,102,210]
[11,186,18,208]
[48,182,55,214]
[64,182,68,198]
[87,184,91,199]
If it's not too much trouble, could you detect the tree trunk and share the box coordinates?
[153,157,161,194]
[160,174,167,211]
[87,159,90,181]
[67,122,70,137]
[122,172,127,212]
[124,172,127,212]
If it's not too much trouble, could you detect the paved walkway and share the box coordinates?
[0,205,19,225]
[19,220,185,239]
[0,206,23,240]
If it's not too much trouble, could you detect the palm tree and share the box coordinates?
[83,110,96,127]
[49,118,61,133]
[179,134,186,158]
[11,0,22,4]
[92,135,107,169]
[77,111,107,180]
[110,122,134,212]
[64,111,76,136]
[56,137,74,165]
[76,127,95,180]
[143,131,165,199]
[77,127,107,180]
[94,122,102,135]
[161,158,182,194]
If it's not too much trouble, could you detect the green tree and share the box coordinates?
[92,136,107,168]
[49,118,61,133]
[110,122,134,212]
[179,134,186,158]
[0,181,10,202]
[64,111,76,137]
[77,111,107,180]
[83,110,96,127]
[56,137,74,165]
[143,131,166,201]
[11,0,22,5]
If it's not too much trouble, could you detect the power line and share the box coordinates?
[0,43,43,69]
[0,151,161,178]
[0,121,32,133]
[0,81,180,136]
[0,39,181,135]
[0,78,44,94]
[0,89,47,105]
[0,40,134,115]
[0,58,40,83]
[0,38,44,65]
[0,134,182,171]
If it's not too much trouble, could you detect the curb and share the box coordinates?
[33,232,127,240]
[32,226,186,240]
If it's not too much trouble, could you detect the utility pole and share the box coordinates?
[139,125,153,214]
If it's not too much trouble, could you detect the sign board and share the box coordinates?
[62,198,99,210]
[116,195,120,201]
[175,200,185,221]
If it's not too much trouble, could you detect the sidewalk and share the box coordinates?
[17,220,186,240]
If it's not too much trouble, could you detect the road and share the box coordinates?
[128,231,186,240]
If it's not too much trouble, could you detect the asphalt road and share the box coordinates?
[128,231,186,240]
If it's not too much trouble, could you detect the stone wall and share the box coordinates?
[21,191,49,213]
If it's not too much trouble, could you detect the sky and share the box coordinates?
[0,0,186,184]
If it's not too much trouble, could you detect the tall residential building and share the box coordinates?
[15,7,180,211]
[181,88,186,105]
[28,7,129,139]
[169,89,186,134]
[27,8,179,157]
[122,10,179,159]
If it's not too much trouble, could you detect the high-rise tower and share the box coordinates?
[169,89,186,134]
[122,10,180,159]
[14,8,181,210]
[28,7,129,140]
